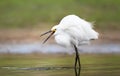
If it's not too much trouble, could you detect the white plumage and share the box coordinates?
[40,15,99,73]
[51,15,99,47]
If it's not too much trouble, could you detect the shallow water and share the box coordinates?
[0,42,120,54]
[1,65,120,76]
[0,43,120,54]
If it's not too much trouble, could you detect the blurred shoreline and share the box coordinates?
[0,29,120,44]
[0,29,120,54]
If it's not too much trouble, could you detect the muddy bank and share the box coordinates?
[0,29,120,44]
[0,29,120,54]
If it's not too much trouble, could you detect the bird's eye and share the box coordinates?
[53,29,56,32]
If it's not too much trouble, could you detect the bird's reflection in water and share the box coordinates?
[74,67,81,76]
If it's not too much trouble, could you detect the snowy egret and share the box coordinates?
[40,15,99,76]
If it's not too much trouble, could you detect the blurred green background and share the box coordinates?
[0,0,120,76]
[0,0,120,31]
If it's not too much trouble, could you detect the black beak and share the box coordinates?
[40,30,55,44]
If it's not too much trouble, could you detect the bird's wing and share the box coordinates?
[59,15,92,28]
[59,15,99,44]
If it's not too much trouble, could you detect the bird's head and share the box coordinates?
[40,25,57,44]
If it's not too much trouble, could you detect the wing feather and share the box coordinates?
[58,15,99,45]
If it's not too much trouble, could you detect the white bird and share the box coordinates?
[40,15,99,75]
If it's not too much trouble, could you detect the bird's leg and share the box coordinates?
[74,53,77,76]
[77,51,81,76]
[74,45,81,76]
[75,49,77,68]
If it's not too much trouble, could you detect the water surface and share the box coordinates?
[0,43,120,54]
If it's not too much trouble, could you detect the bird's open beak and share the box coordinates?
[40,30,55,44]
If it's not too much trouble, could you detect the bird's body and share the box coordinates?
[40,15,99,76]
[52,15,99,47]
